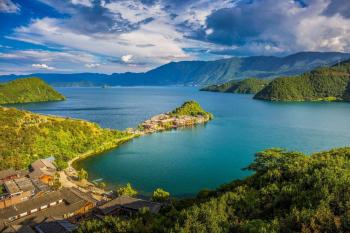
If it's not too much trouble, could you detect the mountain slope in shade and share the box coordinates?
[1,52,350,86]
[0,77,65,104]
[201,78,271,94]
[254,59,350,101]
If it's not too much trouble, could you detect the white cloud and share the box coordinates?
[0,49,97,63]
[202,0,350,55]
[3,0,350,75]
[85,63,100,68]
[9,17,193,69]
[0,0,20,13]
[121,54,133,63]
[71,0,92,7]
[32,63,55,70]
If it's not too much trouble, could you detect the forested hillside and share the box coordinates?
[254,60,350,101]
[77,147,350,233]
[201,78,271,94]
[170,100,213,119]
[0,107,132,170]
[0,77,65,104]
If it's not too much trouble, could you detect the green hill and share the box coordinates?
[170,100,213,119]
[254,60,350,101]
[201,78,271,94]
[78,147,350,233]
[0,107,133,170]
[0,77,65,104]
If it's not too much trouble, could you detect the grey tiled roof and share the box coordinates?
[98,196,162,215]
[0,191,63,220]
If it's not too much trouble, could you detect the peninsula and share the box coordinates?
[0,77,65,104]
[0,100,212,170]
[201,78,270,94]
[254,59,350,101]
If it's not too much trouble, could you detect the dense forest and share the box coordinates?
[254,60,350,101]
[201,78,271,94]
[0,77,65,104]
[77,147,350,233]
[0,107,133,170]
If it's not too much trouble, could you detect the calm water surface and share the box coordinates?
[13,87,350,196]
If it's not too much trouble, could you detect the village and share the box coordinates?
[129,112,212,135]
[0,158,163,233]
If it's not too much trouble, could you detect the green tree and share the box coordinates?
[98,182,106,189]
[77,168,88,181]
[152,188,170,202]
[116,183,138,197]
[52,173,61,190]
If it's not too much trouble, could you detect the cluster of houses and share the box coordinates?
[134,113,207,135]
[0,158,162,233]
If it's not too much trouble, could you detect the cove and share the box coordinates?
[12,87,350,196]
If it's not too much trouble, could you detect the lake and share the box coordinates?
[13,87,350,196]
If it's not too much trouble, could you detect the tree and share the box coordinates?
[55,160,68,171]
[116,183,138,197]
[98,182,106,189]
[152,188,170,202]
[77,168,88,181]
[52,172,61,190]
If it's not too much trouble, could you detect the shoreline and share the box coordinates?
[64,104,213,195]
[58,134,137,199]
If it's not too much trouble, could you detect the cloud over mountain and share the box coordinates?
[0,0,350,74]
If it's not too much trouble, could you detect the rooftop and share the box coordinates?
[98,196,162,215]
[3,178,35,195]
[0,188,97,227]
[29,158,57,179]
[34,217,77,233]
[4,181,20,195]
[0,169,17,180]
[0,190,63,220]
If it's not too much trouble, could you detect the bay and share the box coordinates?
[12,87,350,196]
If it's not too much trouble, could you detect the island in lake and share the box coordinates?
[0,77,65,104]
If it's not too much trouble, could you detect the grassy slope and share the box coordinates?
[0,77,65,104]
[254,61,350,101]
[78,147,350,233]
[0,107,133,170]
[201,78,271,94]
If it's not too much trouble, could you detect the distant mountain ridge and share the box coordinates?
[1,52,350,86]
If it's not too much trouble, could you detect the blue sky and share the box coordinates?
[0,0,349,74]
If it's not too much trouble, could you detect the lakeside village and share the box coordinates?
[0,157,164,233]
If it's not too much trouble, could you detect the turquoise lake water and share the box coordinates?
[13,87,350,196]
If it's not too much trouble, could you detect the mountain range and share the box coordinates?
[1,52,350,87]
